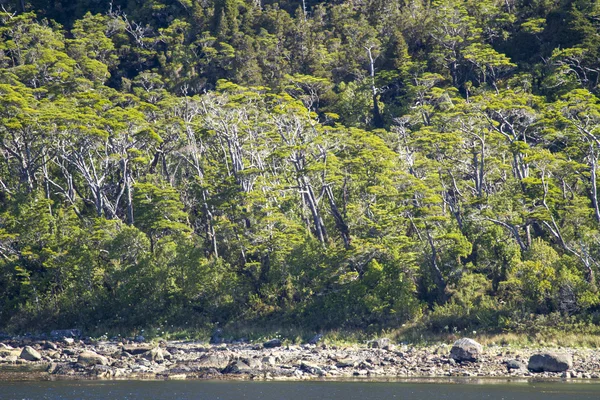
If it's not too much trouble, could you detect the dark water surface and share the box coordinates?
[1,380,599,400]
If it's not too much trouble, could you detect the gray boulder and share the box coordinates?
[528,352,572,372]
[449,338,482,362]
[20,346,42,361]
[301,361,325,376]
[77,351,108,366]
[241,357,263,370]
[197,353,231,369]
[505,359,527,371]
[223,360,250,374]
[263,339,282,348]
[262,355,276,367]
[142,347,164,362]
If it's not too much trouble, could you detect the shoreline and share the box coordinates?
[1,338,599,382]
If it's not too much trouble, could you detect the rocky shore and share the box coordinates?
[1,334,599,381]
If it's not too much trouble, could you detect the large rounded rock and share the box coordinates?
[197,353,231,369]
[142,347,164,362]
[77,351,108,366]
[20,346,42,361]
[223,360,250,374]
[528,352,572,372]
[449,338,482,362]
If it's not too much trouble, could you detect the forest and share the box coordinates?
[1,0,600,337]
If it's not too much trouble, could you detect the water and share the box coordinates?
[1,380,599,400]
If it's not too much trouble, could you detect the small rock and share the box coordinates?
[264,339,282,349]
[244,357,263,369]
[77,351,108,366]
[528,353,572,373]
[262,356,276,367]
[47,363,58,374]
[369,338,392,349]
[63,338,75,346]
[505,359,527,371]
[450,338,482,362]
[20,346,42,361]
[44,342,58,350]
[134,335,145,343]
[122,345,153,355]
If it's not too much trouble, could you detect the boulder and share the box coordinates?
[505,359,527,371]
[142,347,164,362]
[223,360,250,374]
[449,338,482,362]
[244,357,263,369]
[301,361,324,376]
[197,353,231,369]
[20,346,42,361]
[263,339,282,349]
[44,342,58,350]
[262,356,276,367]
[77,351,108,366]
[528,352,572,372]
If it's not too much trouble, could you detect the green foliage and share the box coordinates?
[1,0,600,335]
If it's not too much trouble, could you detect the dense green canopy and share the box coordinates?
[1,0,600,334]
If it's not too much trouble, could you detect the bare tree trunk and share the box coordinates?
[325,185,350,249]
[590,152,600,224]
[301,0,307,20]
[126,172,134,225]
[299,175,327,244]
[365,46,383,128]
